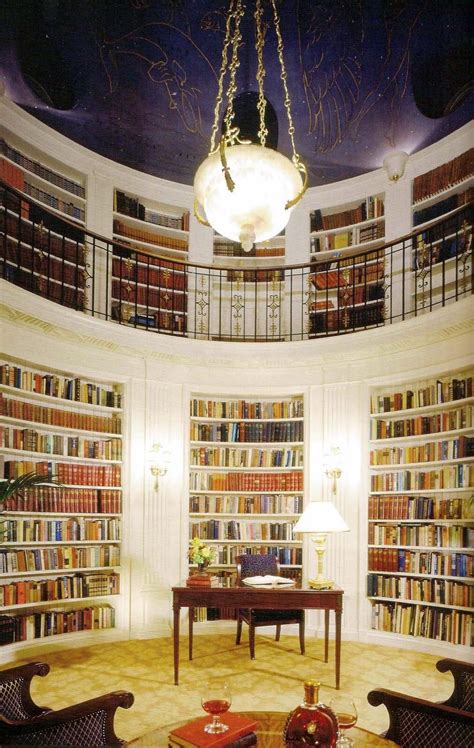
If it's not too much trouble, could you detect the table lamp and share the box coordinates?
[293,501,349,589]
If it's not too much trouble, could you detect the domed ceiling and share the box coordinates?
[0,0,472,187]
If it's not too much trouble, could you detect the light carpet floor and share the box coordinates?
[10,634,452,745]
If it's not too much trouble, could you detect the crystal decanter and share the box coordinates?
[284,680,338,747]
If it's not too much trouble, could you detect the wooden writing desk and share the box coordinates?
[172,584,344,688]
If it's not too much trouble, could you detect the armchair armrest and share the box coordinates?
[368,688,474,748]
[0,690,134,747]
[436,658,474,711]
[0,662,51,720]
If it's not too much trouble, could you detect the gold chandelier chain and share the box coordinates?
[254,0,268,147]
[269,0,300,165]
[209,0,236,153]
[223,0,245,139]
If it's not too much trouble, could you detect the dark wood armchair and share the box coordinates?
[0,661,134,747]
[367,688,474,748]
[436,658,474,712]
[235,553,305,660]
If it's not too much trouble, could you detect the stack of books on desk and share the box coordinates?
[168,713,257,747]
[186,574,220,588]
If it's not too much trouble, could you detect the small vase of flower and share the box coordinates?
[188,537,216,577]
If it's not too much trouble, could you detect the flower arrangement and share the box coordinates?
[188,537,216,568]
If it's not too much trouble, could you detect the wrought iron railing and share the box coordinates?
[1,182,472,342]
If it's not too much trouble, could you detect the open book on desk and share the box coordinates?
[242,575,295,587]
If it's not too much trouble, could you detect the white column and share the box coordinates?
[383,173,413,321]
[85,172,115,319]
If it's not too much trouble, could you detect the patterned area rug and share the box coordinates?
[9,635,450,743]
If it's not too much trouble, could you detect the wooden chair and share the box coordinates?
[436,658,474,712]
[367,688,474,748]
[235,553,305,660]
[0,661,134,747]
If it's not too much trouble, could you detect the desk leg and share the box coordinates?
[173,605,180,686]
[189,607,194,661]
[335,609,341,690]
[324,610,329,663]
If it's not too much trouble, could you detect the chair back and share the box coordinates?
[236,554,280,581]
[0,663,50,721]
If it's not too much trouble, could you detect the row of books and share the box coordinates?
[3,241,85,287]
[370,436,474,465]
[370,601,472,646]
[26,277,85,312]
[370,406,473,439]
[0,427,122,460]
[310,222,385,253]
[412,149,473,203]
[413,188,472,226]
[0,571,120,606]
[190,421,304,443]
[111,280,186,311]
[189,447,304,468]
[214,241,285,258]
[2,211,85,259]
[0,140,86,198]
[0,605,115,645]
[189,493,303,514]
[188,520,297,541]
[370,465,473,491]
[114,190,189,231]
[368,548,472,577]
[368,523,471,548]
[224,269,285,284]
[23,182,85,222]
[114,220,188,252]
[190,398,304,420]
[370,375,473,413]
[209,544,302,566]
[310,305,384,333]
[0,364,122,408]
[311,264,383,290]
[3,460,122,487]
[112,258,186,289]
[0,394,122,434]
[310,196,385,231]
[0,545,120,574]
[367,574,472,607]
[1,517,121,543]
[189,471,303,492]
[368,495,471,520]
[118,311,186,334]
[0,161,29,219]
[1,487,121,514]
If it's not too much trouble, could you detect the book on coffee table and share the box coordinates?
[168,712,257,747]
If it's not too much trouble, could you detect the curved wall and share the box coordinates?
[0,95,473,659]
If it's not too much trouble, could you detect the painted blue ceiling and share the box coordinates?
[0,0,472,187]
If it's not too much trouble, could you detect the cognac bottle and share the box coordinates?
[284,680,338,747]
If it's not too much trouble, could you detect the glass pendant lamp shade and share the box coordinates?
[194,144,303,250]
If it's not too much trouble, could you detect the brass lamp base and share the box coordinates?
[308,578,334,590]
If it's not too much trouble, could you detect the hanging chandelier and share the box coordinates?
[194,0,307,252]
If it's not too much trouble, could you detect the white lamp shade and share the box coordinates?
[293,501,349,534]
[194,143,303,249]
[382,151,408,182]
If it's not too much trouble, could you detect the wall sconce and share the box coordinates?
[383,151,408,183]
[323,446,343,496]
[147,443,171,490]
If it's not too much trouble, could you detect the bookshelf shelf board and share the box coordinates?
[370,396,474,418]
[370,457,474,470]
[370,488,473,496]
[370,427,474,444]
[310,299,383,315]
[59,484,122,490]
[190,440,304,447]
[190,416,304,424]
[113,232,188,258]
[412,174,474,209]
[1,207,85,243]
[1,540,121,547]
[190,490,303,496]
[3,233,85,269]
[0,447,122,465]
[112,211,188,238]
[0,566,121,578]
[2,267,83,295]
[112,280,185,295]
[189,465,303,472]
[123,257,186,274]
[0,416,122,440]
[368,571,473,582]
[190,539,302,545]
[2,511,121,518]
[367,596,473,612]
[27,196,85,226]
[368,544,472,553]
[193,563,302,569]
[415,227,472,250]
[0,142,85,197]
[189,512,301,519]
[310,214,385,237]
[1,155,86,203]
[368,518,474,525]
[411,203,471,232]
[0,384,122,413]
[312,257,383,275]
[0,593,120,611]
[310,237,385,261]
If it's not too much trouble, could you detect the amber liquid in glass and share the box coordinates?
[336,712,357,730]
[202,699,231,716]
